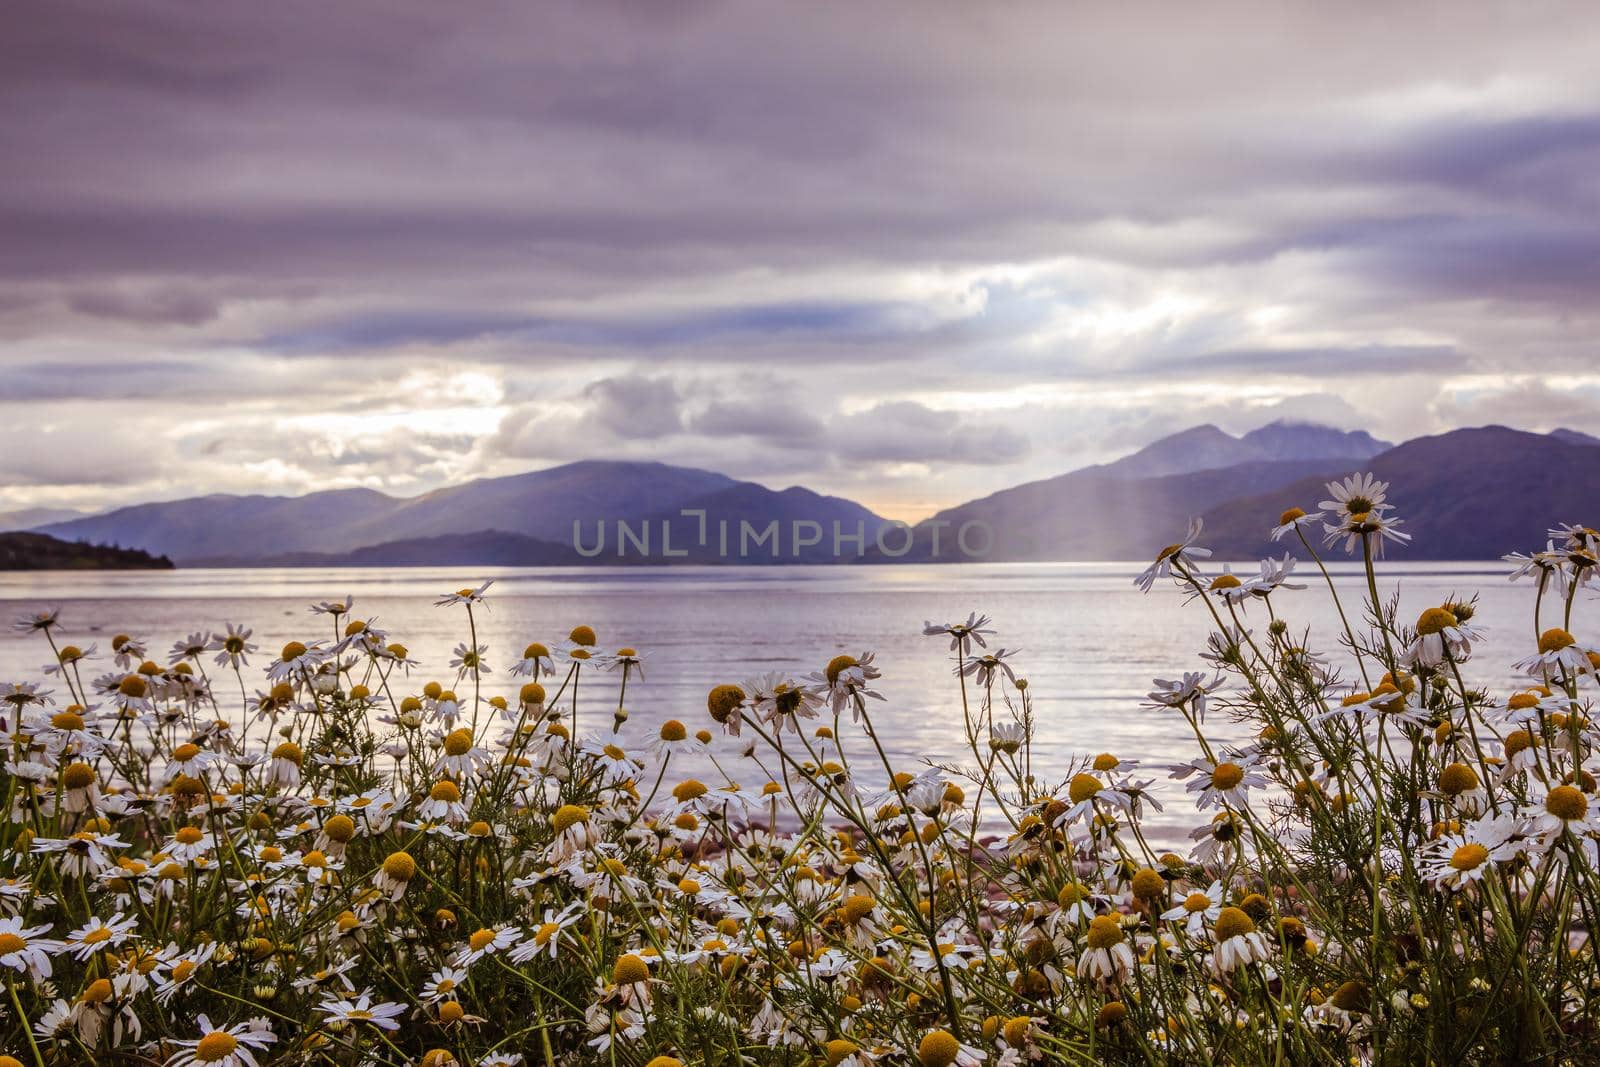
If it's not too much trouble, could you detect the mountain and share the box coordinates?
[0,532,173,571]
[870,458,1348,563]
[36,488,398,561]
[636,483,897,564]
[1550,427,1600,448]
[35,461,886,566]
[1085,420,1389,480]
[1197,426,1600,560]
[863,419,1391,562]
[0,506,89,531]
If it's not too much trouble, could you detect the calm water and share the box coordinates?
[0,563,1558,832]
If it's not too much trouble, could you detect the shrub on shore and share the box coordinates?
[0,475,1597,1065]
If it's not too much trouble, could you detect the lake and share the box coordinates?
[0,561,1559,834]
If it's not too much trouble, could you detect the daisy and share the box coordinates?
[1322,508,1410,556]
[166,1014,276,1067]
[318,989,407,1030]
[744,671,823,734]
[960,648,1020,687]
[547,804,598,863]
[454,924,521,967]
[647,719,706,760]
[435,581,494,608]
[1134,518,1211,593]
[1525,783,1598,840]
[266,640,328,683]
[1077,915,1136,986]
[1160,880,1225,936]
[507,903,586,963]
[153,942,217,1004]
[1515,628,1597,682]
[162,825,216,864]
[435,728,492,778]
[1269,506,1325,542]
[43,642,96,677]
[922,613,996,655]
[1252,554,1305,596]
[580,738,641,783]
[418,780,470,824]
[310,596,355,616]
[1402,606,1475,668]
[1421,814,1524,890]
[64,912,138,961]
[449,642,491,678]
[109,633,147,669]
[1208,907,1272,975]
[32,830,130,878]
[208,624,257,668]
[602,646,647,679]
[12,607,61,633]
[0,916,64,979]
[509,642,555,678]
[1170,755,1267,810]
[372,851,419,900]
[420,965,468,1003]
[807,652,884,719]
[989,720,1025,754]
[1144,672,1226,721]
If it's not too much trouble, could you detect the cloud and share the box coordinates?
[831,402,1030,467]
[3,0,1600,516]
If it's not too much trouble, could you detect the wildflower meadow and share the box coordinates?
[2,474,1599,1066]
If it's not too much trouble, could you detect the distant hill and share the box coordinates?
[216,530,580,567]
[1550,427,1600,448]
[0,506,89,531]
[19,420,1598,566]
[1197,426,1600,560]
[38,461,746,564]
[37,460,888,566]
[0,532,173,571]
[1084,420,1389,480]
[871,458,1348,562]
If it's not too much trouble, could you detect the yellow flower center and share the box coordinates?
[173,743,201,762]
[1213,906,1257,941]
[659,720,687,742]
[0,933,25,954]
[569,625,597,646]
[175,826,204,845]
[1210,574,1241,590]
[382,851,417,881]
[1278,507,1306,525]
[672,779,708,802]
[443,729,473,757]
[613,953,650,984]
[1438,763,1478,796]
[1450,843,1489,871]
[1085,914,1124,949]
[469,928,496,952]
[1546,785,1588,821]
[917,1030,961,1067]
[602,744,626,761]
[1068,774,1102,804]
[1539,628,1576,653]
[194,1032,238,1062]
[429,781,462,804]
[1415,607,1458,636]
[1183,892,1213,912]
[825,655,859,684]
[551,804,589,833]
[1210,762,1245,791]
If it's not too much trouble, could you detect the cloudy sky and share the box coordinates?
[3,1,1599,521]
